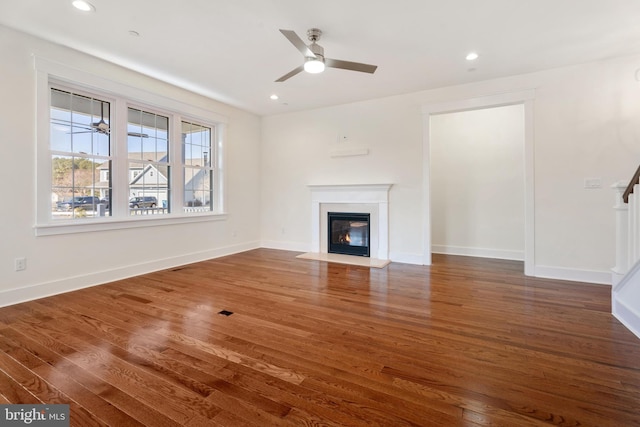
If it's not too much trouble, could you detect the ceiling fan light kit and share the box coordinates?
[276,28,377,82]
[304,57,325,74]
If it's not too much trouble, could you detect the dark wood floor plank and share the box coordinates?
[0,344,109,426]
[6,315,206,426]
[0,325,174,426]
[0,366,41,403]
[18,308,223,425]
[0,249,639,426]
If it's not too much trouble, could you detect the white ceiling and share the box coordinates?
[2,0,640,116]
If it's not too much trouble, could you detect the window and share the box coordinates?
[38,65,226,234]
[182,121,214,212]
[128,107,170,214]
[50,88,111,219]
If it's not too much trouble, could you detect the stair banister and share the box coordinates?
[612,163,640,340]
[623,163,640,203]
[612,181,629,285]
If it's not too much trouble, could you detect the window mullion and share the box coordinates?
[112,99,129,217]
[172,114,184,213]
[216,124,226,214]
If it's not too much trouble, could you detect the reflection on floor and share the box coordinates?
[296,252,391,268]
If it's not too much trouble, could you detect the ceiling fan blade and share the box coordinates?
[325,58,378,74]
[275,65,304,82]
[279,29,315,58]
[70,127,110,135]
[128,132,149,138]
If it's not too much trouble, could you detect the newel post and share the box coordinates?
[612,181,629,286]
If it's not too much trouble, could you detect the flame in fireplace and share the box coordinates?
[338,233,351,244]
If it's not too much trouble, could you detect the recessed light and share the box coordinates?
[128,30,140,37]
[466,52,479,61]
[72,0,95,12]
[270,94,279,100]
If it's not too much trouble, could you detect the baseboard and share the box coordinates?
[611,259,640,340]
[0,241,260,309]
[3,242,613,309]
[431,245,524,261]
[389,251,424,265]
[613,296,640,340]
[533,265,611,285]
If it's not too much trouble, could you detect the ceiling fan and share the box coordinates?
[70,102,148,138]
[275,28,378,82]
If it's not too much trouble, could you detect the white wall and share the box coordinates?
[430,105,525,260]
[260,99,424,263]
[3,25,640,297]
[0,25,262,305]
[261,53,640,283]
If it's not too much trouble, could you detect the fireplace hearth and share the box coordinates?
[328,212,370,257]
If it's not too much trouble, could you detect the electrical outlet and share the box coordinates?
[15,257,26,271]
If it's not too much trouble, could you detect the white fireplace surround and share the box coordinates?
[308,184,392,260]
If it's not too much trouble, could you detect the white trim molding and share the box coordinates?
[432,245,524,261]
[533,265,611,285]
[0,241,259,309]
[422,89,536,275]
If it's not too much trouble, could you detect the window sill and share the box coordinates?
[35,212,228,236]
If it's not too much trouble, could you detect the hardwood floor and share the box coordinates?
[0,249,639,426]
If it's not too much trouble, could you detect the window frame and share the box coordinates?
[49,86,114,220]
[182,119,218,213]
[35,57,227,236]
[125,103,172,216]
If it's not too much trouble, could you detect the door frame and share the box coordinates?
[421,90,535,275]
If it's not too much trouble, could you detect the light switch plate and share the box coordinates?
[584,178,602,189]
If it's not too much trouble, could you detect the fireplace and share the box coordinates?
[328,212,370,257]
[303,184,392,266]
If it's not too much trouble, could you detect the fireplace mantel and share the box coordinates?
[306,184,392,264]
[307,184,392,203]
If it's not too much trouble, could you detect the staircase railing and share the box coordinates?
[612,164,640,285]
[612,164,640,340]
[623,164,640,203]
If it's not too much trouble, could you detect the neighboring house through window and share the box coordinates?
[127,107,170,213]
[183,121,214,212]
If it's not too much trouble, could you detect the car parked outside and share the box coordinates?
[129,196,157,208]
[56,196,101,211]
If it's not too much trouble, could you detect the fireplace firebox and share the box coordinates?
[328,212,370,257]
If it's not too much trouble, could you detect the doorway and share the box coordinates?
[421,91,535,275]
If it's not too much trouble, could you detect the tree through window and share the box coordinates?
[50,88,111,219]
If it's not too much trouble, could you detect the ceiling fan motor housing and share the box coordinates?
[307,28,322,42]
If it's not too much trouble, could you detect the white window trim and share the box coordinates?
[34,56,228,236]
